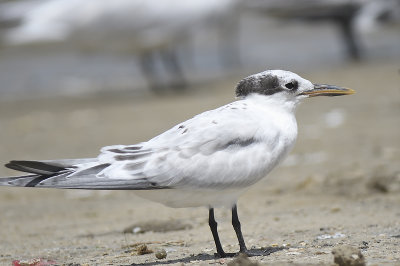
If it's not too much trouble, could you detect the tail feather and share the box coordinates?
[36,172,159,190]
[1,158,97,188]
[1,158,166,190]
[6,158,97,173]
[0,174,48,187]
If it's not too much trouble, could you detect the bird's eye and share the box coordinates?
[285,81,298,90]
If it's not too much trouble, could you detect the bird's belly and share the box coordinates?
[134,188,245,208]
[134,143,293,209]
[135,128,297,209]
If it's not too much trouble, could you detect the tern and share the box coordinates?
[0,70,354,258]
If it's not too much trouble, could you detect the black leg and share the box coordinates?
[209,206,270,258]
[232,204,248,253]
[209,208,227,257]
[232,205,270,257]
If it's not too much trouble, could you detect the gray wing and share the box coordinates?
[97,103,275,189]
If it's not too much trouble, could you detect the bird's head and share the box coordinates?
[235,70,355,105]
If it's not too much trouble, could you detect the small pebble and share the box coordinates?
[332,245,366,266]
[136,244,153,255]
[299,241,307,247]
[317,232,346,240]
[155,249,167,259]
[286,251,301,255]
[132,227,142,234]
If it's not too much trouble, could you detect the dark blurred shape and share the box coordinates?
[245,0,364,60]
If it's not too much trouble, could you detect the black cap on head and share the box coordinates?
[236,74,283,97]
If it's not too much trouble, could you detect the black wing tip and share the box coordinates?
[7,160,30,165]
[5,161,23,171]
[5,160,34,169]
[4,160,66,175]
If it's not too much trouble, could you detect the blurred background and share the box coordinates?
[0,0,399,99]
[0,0,399,265]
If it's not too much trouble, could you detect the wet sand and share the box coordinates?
[0,60,399,265]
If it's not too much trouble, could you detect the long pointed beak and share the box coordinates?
[301,84,355,97]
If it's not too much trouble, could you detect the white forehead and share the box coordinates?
[257,69,301,81]
[254,69,313,88]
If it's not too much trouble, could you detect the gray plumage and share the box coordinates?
[2,158,165,190]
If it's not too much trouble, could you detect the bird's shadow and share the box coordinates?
[127,247,286,266]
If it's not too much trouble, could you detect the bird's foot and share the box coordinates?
[215,247,286,258]
[214,248,272,258]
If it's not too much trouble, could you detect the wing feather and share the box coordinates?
[100,102,275,189]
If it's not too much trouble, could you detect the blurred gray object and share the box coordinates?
[354,0,400,32]
[0,0,239,92]
[243,0,400,60]
[244,0,363,60]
